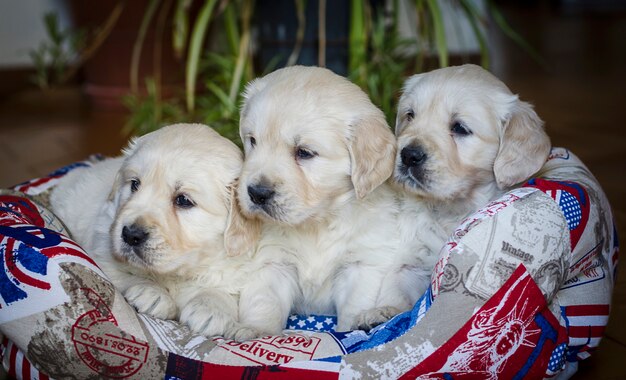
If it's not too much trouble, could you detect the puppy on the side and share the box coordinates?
[235,66,435,335]
[50,123,258,340]
[394,64,551,236]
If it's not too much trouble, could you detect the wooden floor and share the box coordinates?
[1,2,625,378]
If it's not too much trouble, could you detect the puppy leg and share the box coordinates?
[238,262,299,336]
[179,289,260,341]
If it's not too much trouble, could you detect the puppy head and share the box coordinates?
[238,65,395,225]
[108,123,250,273]
[394,64,550,202]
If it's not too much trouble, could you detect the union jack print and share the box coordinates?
[0,195,101,322]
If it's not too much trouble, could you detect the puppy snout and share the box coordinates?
[122,224,149,247]
[247,184,275,206]
[401,145,427,168]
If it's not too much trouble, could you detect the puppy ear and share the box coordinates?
[494,100,551,189]
[107,170,124,207]
[223,182,260,257]
[348,115,397,199]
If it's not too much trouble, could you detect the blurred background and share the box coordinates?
[0,0,624,378]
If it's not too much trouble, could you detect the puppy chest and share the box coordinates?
[294,249,342,314]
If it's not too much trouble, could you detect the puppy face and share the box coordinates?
[237,66,396,225]
[394,64,551,202]
[109,123,245,273]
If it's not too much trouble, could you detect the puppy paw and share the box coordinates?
[180,299,239,339]
[352,306,402,331]
[124,283,178,320]
[227,326,267,342]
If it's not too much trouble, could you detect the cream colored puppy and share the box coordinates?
[394,64,551,234]
[50,123,258,340]
[235,66,434,334]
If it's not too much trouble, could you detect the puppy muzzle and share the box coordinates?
[397,145,429,188]
[246,182,279,219]
[121,223,151,261]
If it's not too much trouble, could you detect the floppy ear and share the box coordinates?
[223,182,261,257]
[494,100,551,189]
[107,168,126,204]
[348,114,397,199]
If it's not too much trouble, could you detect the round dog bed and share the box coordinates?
[0,147,618,379]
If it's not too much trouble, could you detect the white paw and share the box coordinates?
[227,325,266,342]
[352,306,402,331]
[179,298,238,338]
[124,283,177,320]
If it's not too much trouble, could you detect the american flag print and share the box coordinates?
[11,161,91,196]
[560,304,610,360]
[286,314,337,332]
[524,179,589,249]
[1,337,51,380]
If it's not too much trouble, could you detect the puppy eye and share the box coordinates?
[451,121,472,136]
[249,136,256,147]
[174,194,195,209]
[130,179,140,193]
[295,147,316,160]
[406,109,415,121]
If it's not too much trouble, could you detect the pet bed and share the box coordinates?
[0,147,618,379]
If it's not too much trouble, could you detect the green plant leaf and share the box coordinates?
[459,0,489,68]
[349,0,367,85]
[173,0,191,59]
[424,0,448,67]
[186,0,219,112]
[131,0,161,93]
[223,1,239,55]
[229,0,252,103]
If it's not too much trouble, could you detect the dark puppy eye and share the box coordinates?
[295,147,316,160]
[451,121,472,136]
[406,109,415,121]
[174,194,195,209]
[130,179,140,193]
[249,136,256,147]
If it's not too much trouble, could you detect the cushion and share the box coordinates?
[0,147,618,379]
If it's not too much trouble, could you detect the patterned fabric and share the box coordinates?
[0,147,618,379]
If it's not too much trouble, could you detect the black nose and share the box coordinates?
[401,146,427,167]
[122,224,149,246]
[248,184,275,205]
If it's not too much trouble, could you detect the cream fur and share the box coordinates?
[50,123,260,341]
[235,66,437,333]
[394,64,552,233]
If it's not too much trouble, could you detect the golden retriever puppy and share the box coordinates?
[235,66,434,334]
[50,123,258,340]
[394,64,551,233]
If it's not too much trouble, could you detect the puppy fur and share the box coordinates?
[235,66,437,334]
[50,123,260,341]
[394,64,551,233]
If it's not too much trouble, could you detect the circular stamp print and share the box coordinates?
[71,288,149,378]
